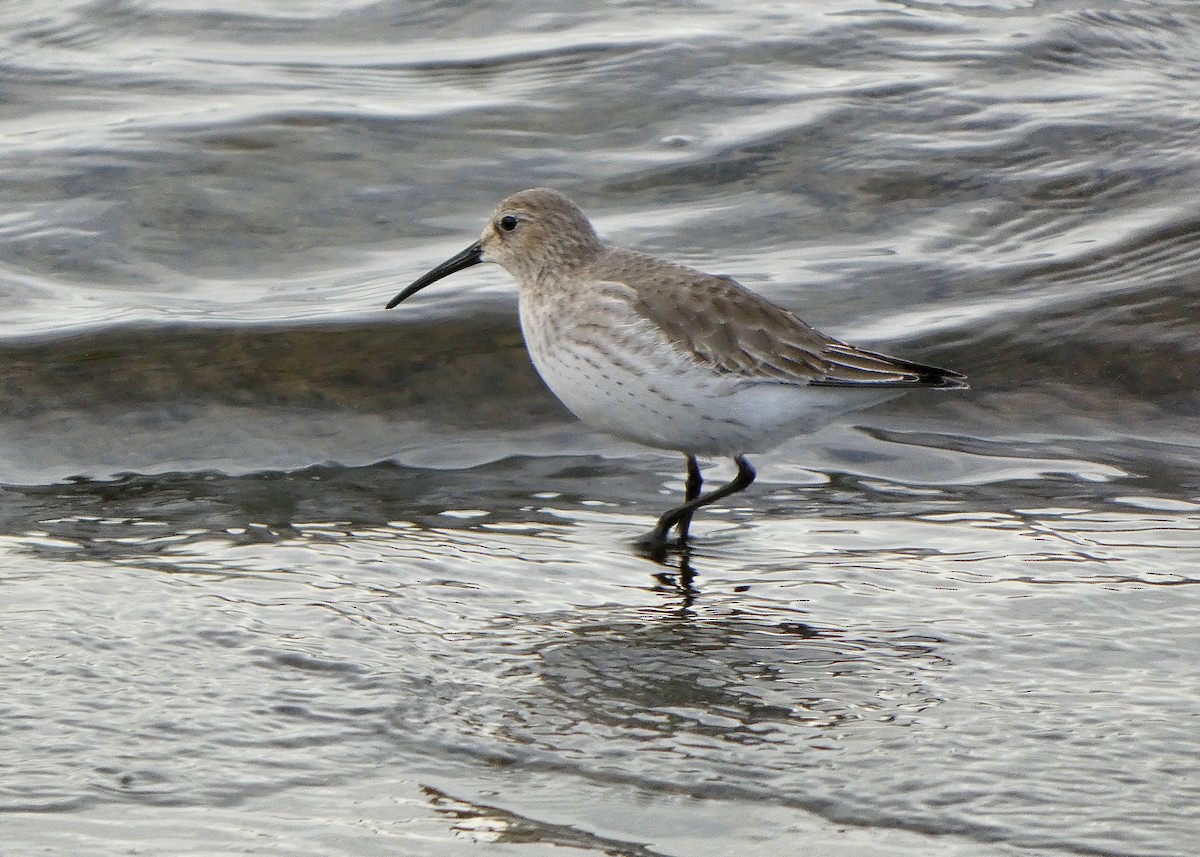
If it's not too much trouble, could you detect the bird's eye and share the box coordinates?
[498,214,519,232]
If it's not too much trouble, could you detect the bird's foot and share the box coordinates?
[634,527,687,561]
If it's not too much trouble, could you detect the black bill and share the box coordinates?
[386,240,483,309]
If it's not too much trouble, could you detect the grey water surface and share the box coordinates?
[3,1,1200,855]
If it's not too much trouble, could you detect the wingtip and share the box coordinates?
[921,367,969,390]
[810,345,969,389]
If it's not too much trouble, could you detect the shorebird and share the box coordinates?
[387,188,965,551]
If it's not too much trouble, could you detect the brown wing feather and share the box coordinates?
[600,250,966,389]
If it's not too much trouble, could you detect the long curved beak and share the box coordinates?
[386,241,483,309]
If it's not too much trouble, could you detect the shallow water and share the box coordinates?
[3,1,1200,855]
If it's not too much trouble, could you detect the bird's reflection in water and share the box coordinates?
[649,547,699,611]
[642,546,821,644]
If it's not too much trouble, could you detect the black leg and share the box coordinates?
[674,454,703,541]
[644,455,756,550]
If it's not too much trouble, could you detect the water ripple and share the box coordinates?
[4,1,1200,854]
